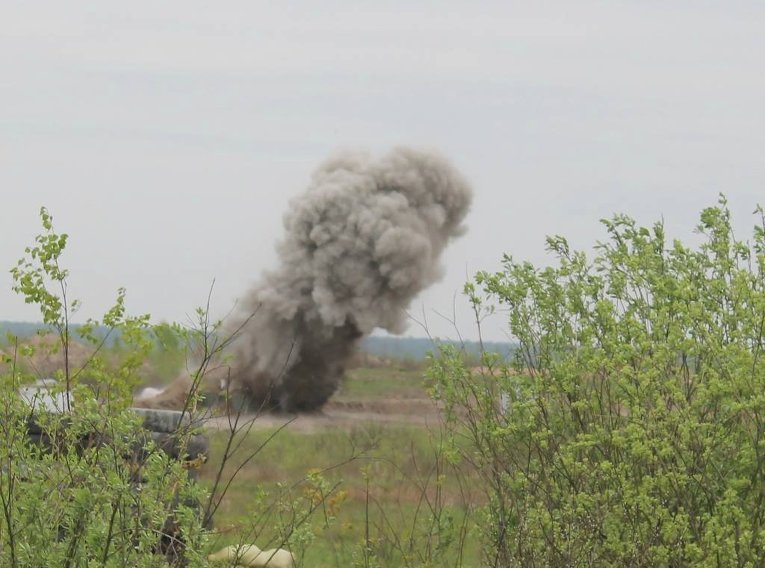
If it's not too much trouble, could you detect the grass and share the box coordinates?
[1,333,483,565]
[197,365,483,567]
[334,365,430,401]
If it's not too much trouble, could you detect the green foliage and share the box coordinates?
[0,395,208,567]
[10,207,72,328]
[1,208,207,566]
[203,423,479,567]
[430,197,765,565]
[8,207,480,567]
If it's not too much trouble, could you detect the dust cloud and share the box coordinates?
[226,147,473,411]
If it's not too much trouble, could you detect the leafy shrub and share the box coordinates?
[430,197,765,565]
[2,208,355,567]
[1,208,207,567]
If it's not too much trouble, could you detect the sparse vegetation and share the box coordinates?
[1,208,208,566]
[336,366,428,400]
[1,207,480,567]
[6,199,764,566]
[200,422,480,567]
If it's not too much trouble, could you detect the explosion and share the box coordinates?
[224,147,473,411]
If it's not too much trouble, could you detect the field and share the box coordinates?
[0,331,485,566]
[197,363,483,567]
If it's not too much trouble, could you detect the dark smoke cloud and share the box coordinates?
[227,147,473,411]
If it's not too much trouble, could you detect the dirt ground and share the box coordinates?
[203,397,444,434]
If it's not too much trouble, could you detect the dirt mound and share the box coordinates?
[133,365,229,410]
[133,374,194,410]
[202,395,445,434]
[1,334,95,379]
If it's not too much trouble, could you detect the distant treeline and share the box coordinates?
[0,321,119,346]
[0,321,53,339]
[361,335,515,361]
[1,321,514,361]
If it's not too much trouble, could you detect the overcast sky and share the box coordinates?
[2,1,764,342]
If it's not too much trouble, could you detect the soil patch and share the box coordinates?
[204,397,443,434]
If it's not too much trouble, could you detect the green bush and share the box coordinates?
[2,208,353,567]
[1,208,207,567]
[430,197,765,565]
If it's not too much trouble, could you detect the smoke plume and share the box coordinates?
[227,147,473,411]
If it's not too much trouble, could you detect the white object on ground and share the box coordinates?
[208,544,295,567]
[19,378,71,412]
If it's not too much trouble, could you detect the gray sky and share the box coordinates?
[2,1,764,342]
